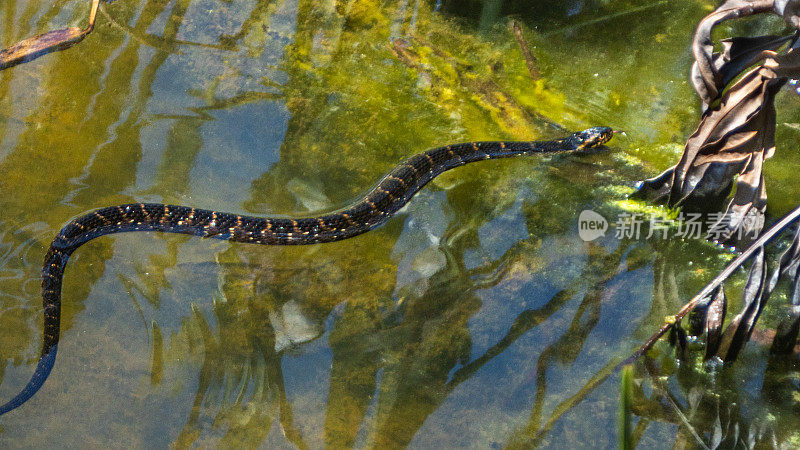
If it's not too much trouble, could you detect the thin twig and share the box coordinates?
[645,363,711,449]
[0,0,99,70]
[510,20,540,80]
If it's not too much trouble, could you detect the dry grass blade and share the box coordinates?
[626,205,800,365]
[704,287,728,359]
[630,206,800,363]
[0,0,99,71]
[521,211,800,443]
[510,20,540,80]
[772,304,800,353]
[668,322,689,360]
[769,225,800,353]
[710,203,800,360]
[715,248,768,362]
[689,286,728,360]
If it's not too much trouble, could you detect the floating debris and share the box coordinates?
[0,0,99,71]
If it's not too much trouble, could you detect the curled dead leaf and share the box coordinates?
[636,0,800,246]
[631,1,800,360]
[636,59,786,245]
[691,0,776,104]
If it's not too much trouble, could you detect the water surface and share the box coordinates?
[1,0,800,448]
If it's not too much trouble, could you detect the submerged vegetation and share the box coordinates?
[2,0,800,448]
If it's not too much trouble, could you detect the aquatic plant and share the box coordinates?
[635,0,800,360]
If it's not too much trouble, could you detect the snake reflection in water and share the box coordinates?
[0,126,614,415]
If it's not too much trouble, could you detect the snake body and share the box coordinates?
[0,126,613,415]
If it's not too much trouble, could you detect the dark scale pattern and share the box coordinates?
[0,126,613,415]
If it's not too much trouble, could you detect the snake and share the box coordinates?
[0,126,613,415]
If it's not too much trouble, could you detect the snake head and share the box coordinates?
[569,126,615,151]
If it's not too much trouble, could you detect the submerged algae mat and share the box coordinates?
[1,0,800,447]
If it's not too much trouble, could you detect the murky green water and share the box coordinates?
[2,0,800,448]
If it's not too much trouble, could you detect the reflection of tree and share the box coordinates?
[199,230,634,447]
[72,0,194,206]
[368,245,478,448]
[321,216,657,448]
[172,303,307,449]
[131,2,650,443]
[244,0,357,214]
[522,249,614,438]
[146,89,281,200]
[607,236,800,448]
[0,0,193,389]
[499,231,800,448]
[613,352,800,448]
[217,0,278,50]
[0,0,289,428]
[324,299,382,448]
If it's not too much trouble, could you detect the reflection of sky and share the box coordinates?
[137,82,289,209]
[281,334,333,448]
[190,102,288,209]
[133,0,297,207]
[473,193,531,264]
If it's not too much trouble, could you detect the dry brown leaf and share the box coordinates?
[0,0,98,71]
[636,0,800,246]
[691,0,776,104]
[636,58,785,244]
[691,34,793,105]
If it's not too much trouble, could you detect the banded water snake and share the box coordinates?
[0,126,613,415]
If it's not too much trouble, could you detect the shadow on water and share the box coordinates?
[2,0,800,447]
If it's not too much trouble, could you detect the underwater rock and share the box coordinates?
[286,178,331,212]
[268,299,322,352]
